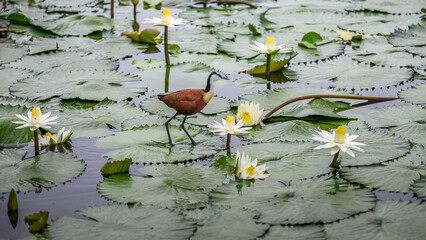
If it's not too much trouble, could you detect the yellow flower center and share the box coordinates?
[241,112,252,124]
[31,108,41,124]
[266,37,275,50]
[162,8,171,24]
[334,126,346,144]
[245,165,255,176]
[46,132,56,142]
[226,116,234,129]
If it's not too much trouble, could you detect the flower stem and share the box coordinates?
[133,3,137,17]
[2,0,6,10]
[164,66,170,93]
[226,133,231,149]
[164,26,170,66]
[33,130,39,155]
[264,95,398,119]
[329,150,340,168]
[110,0,114,19]
[266,54,271,76]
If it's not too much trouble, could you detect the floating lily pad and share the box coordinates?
[283,56,413,89]
[211,177,375,224]
[345,37,425,67]
[325,201,426,240]
[237,128,409,168]
[399,84,426,104]
[351,0,425,14]
[37,0,101,8]
[246,120,318,143]
[412,176,426,200]
[0,150,85,192]
[387,122,426,146]
[261,225,326,240]
[234,76,269,89]
[141,96,230,117]
[99,125,224,164]
[342,147,426,193]
[184,207,268,240]
[233,88,364,118]
[0,103,33,147]
[45,204,196,240]
[389,23,426,54]
[5,51,118,73]
[11,70,145,101]
[136,63,214,93]
[0,39,27,64]
[0,67,35,97]
[98,165,229,209]
[48,101,147,138]
[364,105,426,128]
[33,14,115,36]
[169,27,220,54]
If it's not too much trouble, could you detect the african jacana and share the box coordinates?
[158,72,229,146]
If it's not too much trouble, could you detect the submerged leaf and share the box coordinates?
[25,211,49,234]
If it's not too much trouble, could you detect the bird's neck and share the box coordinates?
[202,90,214,103]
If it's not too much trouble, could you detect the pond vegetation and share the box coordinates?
[0,0,425,239]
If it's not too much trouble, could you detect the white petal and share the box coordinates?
[314,142,337,149]
[330,146,340,155]
[346,148,356,157]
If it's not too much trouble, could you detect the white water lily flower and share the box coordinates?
[311,126,366,157]
[38,134,51,146]
[208,116,251,135]
[235,151,269,180]
[142,8,189,28]
[13,106,58,131]
[249,36,293,55]
[237,101,264,126]
[46,127,73,145]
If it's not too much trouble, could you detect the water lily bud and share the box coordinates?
[132,0,139,5]
[8,188,18,211]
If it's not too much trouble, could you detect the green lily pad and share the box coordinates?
[0,150,85,193]
[325,201,426,240]
[342,147,426,193]
[351,0,425,14]
[234,76,269,89]
[211,177,375,224]
[33,14,115,36]
[233,88,365,119]
[169,27,220,54]
[0,103,33,147]
[246,120,318,143]
[345,37,425,67]
[184,207,268,240]
[5,51,118,73]
[387,122,426,146]
[0,67,35,97]
[364,105,426,128]
[283,56,413,89]
[100,158,132,176]
[44,204,196,240]
[0,39,27,65]
[389,23,426,50]
[399,83,426,104]
[412,176,426,200]
[38,0,101,7]
[48,101,147,138]
[261,225,326,240]
[98,125,224,164]
[136,63,214,93]
[10,70,145,102]
[98,164,229,208]
[236,128,409,167]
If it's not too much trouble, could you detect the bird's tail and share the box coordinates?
[158,94,167,101]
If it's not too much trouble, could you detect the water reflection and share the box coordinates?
[7,210,18,229]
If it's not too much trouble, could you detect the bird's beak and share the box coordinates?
[219,73,229,80]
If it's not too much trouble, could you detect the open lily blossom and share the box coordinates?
[46,127,73,145]
[237,101,264,126]
[142,8,189,27]
[311,126,366,157]
[235,151,269,180]
[208,116,251,135]
[249,37,293,55]
[13,106,59,131]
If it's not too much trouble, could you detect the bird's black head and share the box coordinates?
[203,72,229,92]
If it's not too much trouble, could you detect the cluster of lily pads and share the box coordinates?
[0,0,425,239]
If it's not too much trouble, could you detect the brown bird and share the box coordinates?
[158,72,229,146]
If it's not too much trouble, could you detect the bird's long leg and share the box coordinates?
[181,116,197,145]
[165,113,178,147]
